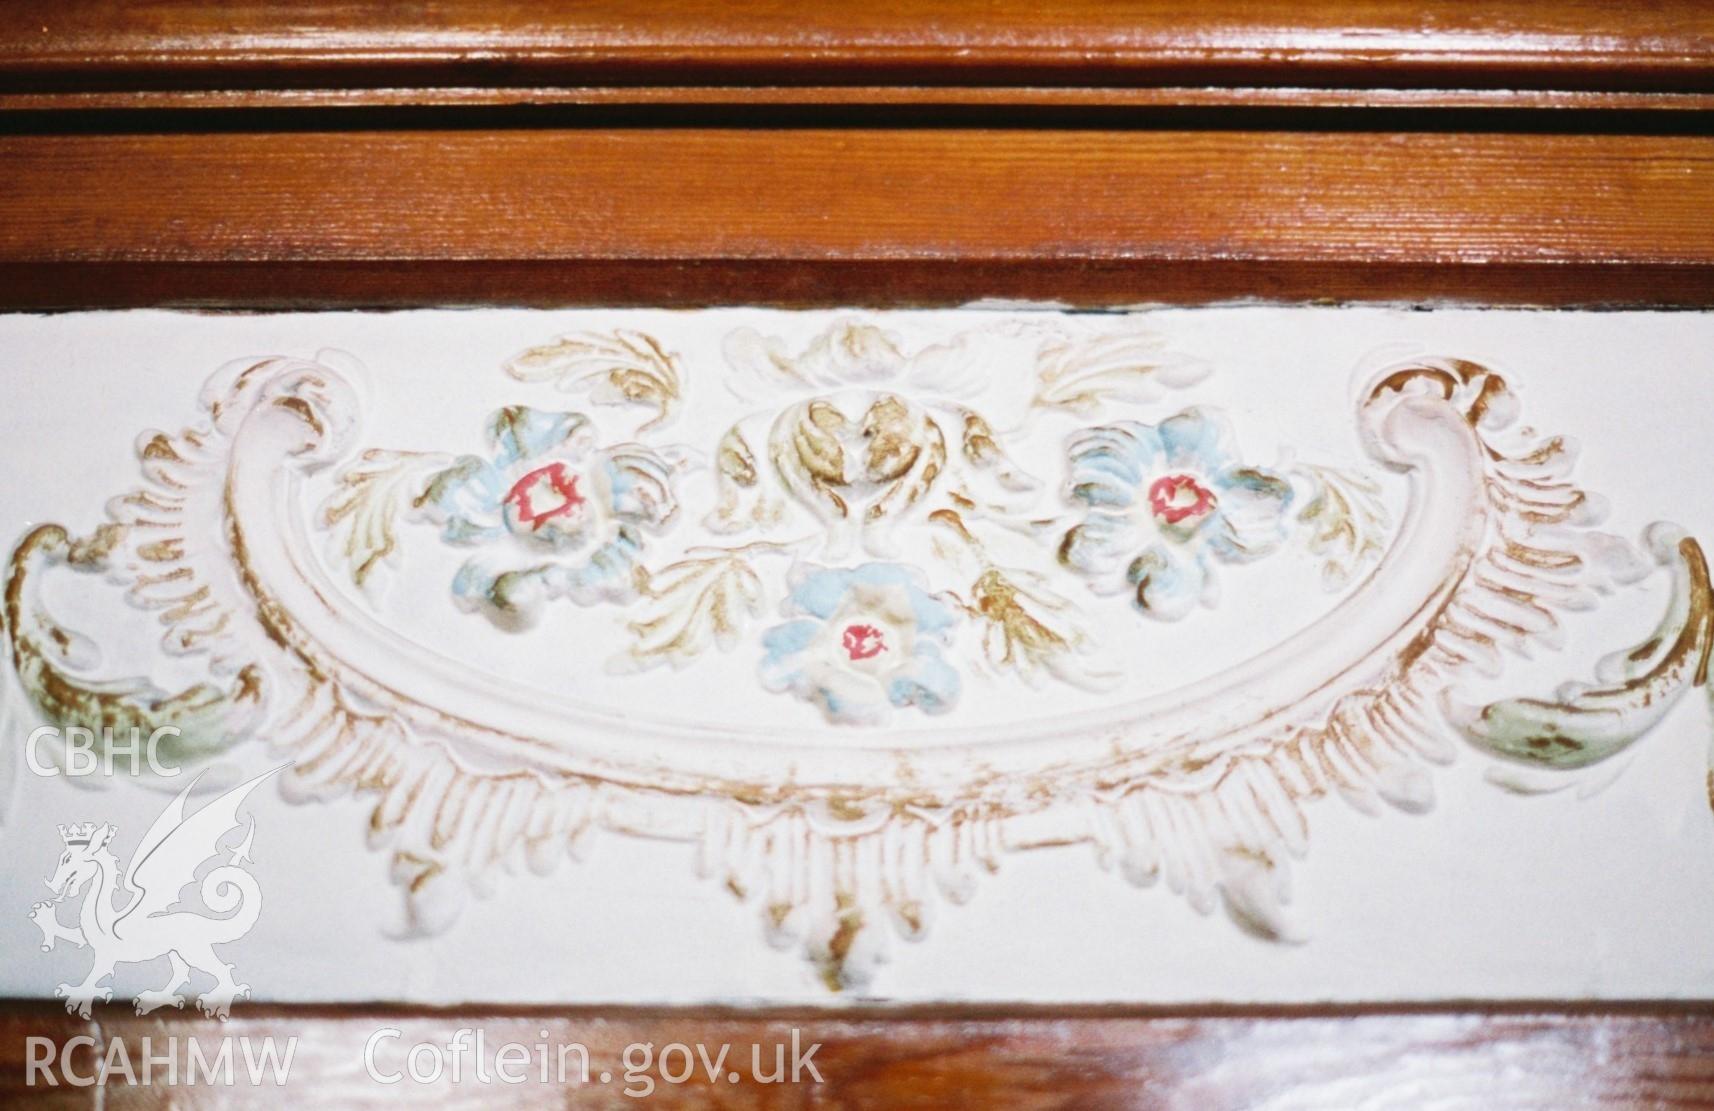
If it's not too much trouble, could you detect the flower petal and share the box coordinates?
[423,455,507,542]
[1058,511,1144,594]
[760,619,820,670]
[787,565,859,620]
[451,549,552,627]
[540,528,643,606]
[888,647,961,715]
[1157,408,1235,473]
[786,562,955,627]
[844,563,958,638]
[484,406,593,466]
[1065,422,1163,509]
[1126,541,1208,621]
[1209,465,1295,562]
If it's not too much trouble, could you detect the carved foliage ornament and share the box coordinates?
[3,319,1710,992]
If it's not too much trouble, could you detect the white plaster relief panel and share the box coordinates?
[2,307,1712,1008]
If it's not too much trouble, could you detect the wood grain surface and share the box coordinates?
[11,85,1714,114]
[3,1,1713,95]
[4,7,1714,1107]
[3,126,1712,309]
[3,1002,1714,1108]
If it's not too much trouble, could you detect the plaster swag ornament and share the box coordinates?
[3,319,1711,994]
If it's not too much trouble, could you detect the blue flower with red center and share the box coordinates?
[421,406,678,626]
[502,461,586,537]
[760,562,962,724]
[1060,408,1293,620]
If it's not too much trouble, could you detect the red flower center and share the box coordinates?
[1148,473,1216,525]
[504,462,585,530]
[842,623,887,661]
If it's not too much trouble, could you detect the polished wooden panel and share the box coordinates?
[10,84,1714,114]
[3,1003,1714,1107]
[3,1,1713,94]
[2,127,1712,309]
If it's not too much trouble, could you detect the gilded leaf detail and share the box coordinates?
[618,548,770,671]
[506,330,684,431]
[1294,463,1390,588]
[1032,331,1210,415]
[319,450,448,588]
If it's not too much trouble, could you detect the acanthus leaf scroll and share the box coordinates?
[4,320,1711,995]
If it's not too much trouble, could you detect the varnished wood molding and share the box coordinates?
[9,85,1714,114]
[1,128,1711,309]
[2,1,1713,97]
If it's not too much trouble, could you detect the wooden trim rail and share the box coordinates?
[3,1002,1714,1107]
[3,1,1713,97]
[3,126,1713,309]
